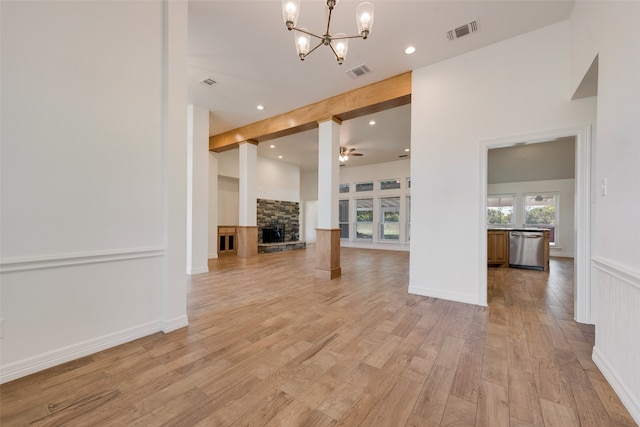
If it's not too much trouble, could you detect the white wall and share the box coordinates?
[217,149,240,178]
[208,153,219,258]
[300,171,319,201]
[0,0,188,382]
[212,152,300,228]
[300,171,319,242]
[570,2,640,424]
[218,176,239,226]
[410,21,596,305]
[257,156,300,203]
[304,201,318,243]
[215,149,239,229]
[187,105,210,274]
[340,159,410,185]
[488,179,575,258]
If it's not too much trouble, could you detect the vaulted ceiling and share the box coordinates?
[188,1,575,171]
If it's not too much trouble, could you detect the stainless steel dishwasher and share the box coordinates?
[509,230,545,270]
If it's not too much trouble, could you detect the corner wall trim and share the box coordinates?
[408,285,483,307]
[0,247,165,274]
[188,266,209,275]
[162,315,189,333]
[593,347,640,425]
[0,320,163,384]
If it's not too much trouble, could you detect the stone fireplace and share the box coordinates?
[257,199,305,253]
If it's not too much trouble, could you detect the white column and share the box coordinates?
[237,141,259,258]
[239,141,258,226]
[208,152,219,259]
[315,118,341,279]
[186,104,210,275]
[162,0,188,333]
[317,118,340,228]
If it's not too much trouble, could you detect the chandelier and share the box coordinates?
[281,0,374,65]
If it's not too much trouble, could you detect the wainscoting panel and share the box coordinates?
[592,256,640,425]
[0,246,164,273]
[0,251,169,383]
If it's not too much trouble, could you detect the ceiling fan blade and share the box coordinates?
[340,147,364,157]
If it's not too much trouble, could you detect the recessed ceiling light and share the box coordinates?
[270,144,275,148]
[405,148,410,152]
[278,155,283,159]
[405,46,416,55]
[369,120,376,125]
[257,105,264,110]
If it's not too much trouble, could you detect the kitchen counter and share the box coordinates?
[487,229,550,272]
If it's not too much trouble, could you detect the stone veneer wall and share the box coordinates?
[257,199,300,243]
[258,241,306,254]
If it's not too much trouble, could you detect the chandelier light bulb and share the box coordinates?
[282,0,300,30]
[356,2,374,38]
[295,30,311,60]
[332,34,349,64]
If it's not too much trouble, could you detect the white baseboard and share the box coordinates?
[0,320,162,384]
[188,266,209,275]
[162,315,189,333]
[593,346,640,425]
[408,285,482,306]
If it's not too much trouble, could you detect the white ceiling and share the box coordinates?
[188,0,575,171]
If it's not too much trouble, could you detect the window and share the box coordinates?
[338,200,349,238]
[355,198,373,239]
[339,183,350,193]
[487,194,515,226]
[380,197,400,240]
[380,179,401,190]
[355,182,373,192]
[524,193,558,244]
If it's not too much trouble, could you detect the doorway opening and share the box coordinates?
[480,126,592,324]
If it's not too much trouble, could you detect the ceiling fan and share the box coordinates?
[339,146,363,162]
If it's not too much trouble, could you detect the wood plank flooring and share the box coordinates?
[1,247,636,426]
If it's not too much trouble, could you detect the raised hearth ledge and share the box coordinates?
[258,241,306,254]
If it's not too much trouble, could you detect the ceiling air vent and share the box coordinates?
[446,20,479,41]
[201,77,217,86]
[346,64,371,79]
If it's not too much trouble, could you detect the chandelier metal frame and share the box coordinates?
[281,0,374,65]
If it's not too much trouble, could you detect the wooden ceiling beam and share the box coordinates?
[209,71,412,152]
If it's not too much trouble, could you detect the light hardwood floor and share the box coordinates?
[1,247,636,426]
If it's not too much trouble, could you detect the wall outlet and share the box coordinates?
[601,177,608,196]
